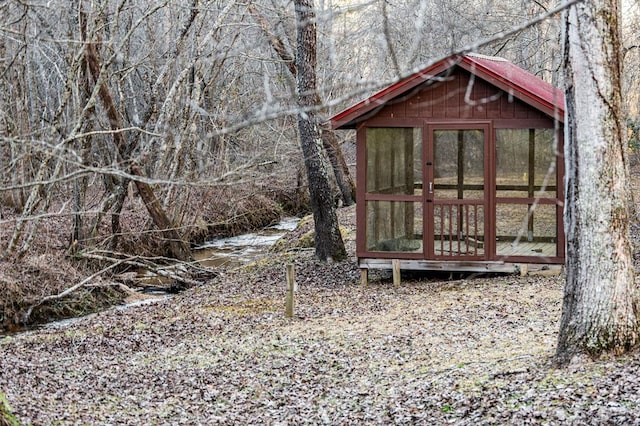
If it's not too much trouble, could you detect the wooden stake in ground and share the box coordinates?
[360,268,368,286]
[285,263,295,318]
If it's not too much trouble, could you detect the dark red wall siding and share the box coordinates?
[375,68,547,122]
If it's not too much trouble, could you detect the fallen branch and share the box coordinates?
[83,282,137,294]
[21,258,131,324]
[79,250,216,287]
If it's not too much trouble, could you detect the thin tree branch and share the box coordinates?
[21,257,131,324]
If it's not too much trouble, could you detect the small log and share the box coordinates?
[21,259,127,324]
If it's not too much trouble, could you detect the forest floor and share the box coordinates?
[3,201,640,424]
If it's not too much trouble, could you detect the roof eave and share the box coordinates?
[458,57,565,123]
[329,58,461,129]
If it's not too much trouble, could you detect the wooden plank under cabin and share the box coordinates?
[360,258,562,275]
[360,258,518,273]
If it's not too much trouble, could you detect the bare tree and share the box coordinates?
[294,0,346,262]
[248,3,355,206]
[80,1,193,261]
[556,0,639,365]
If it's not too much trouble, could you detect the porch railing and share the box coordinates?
[433,201,484,257]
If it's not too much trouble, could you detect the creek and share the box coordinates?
[194,217,299,268]
[133,217,300,287]
[0,218,300,336]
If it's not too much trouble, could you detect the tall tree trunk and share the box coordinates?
[322,129,355,206]
[556,0,639,365]
[294,0,346,262]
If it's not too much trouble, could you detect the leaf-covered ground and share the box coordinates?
[2,206,640,424]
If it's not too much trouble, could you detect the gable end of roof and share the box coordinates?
[328,54,564,129]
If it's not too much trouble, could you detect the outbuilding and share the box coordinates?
[328,53,565,278]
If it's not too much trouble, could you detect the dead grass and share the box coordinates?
[0,254,124,330]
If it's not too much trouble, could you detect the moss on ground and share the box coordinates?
[0,392,20,426]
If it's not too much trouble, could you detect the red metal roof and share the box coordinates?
[328,54,565,129]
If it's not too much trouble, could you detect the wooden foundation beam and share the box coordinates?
[392,259,401,286]
[360,268,368,286]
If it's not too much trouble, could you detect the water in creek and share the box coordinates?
[135,217,300,286]
[194,218,299,267]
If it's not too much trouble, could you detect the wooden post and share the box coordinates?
[392,259,401,286]
[527,129,535,242]
[360,268,368,286]
[285,263,295,318]
[457,130,465,239]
